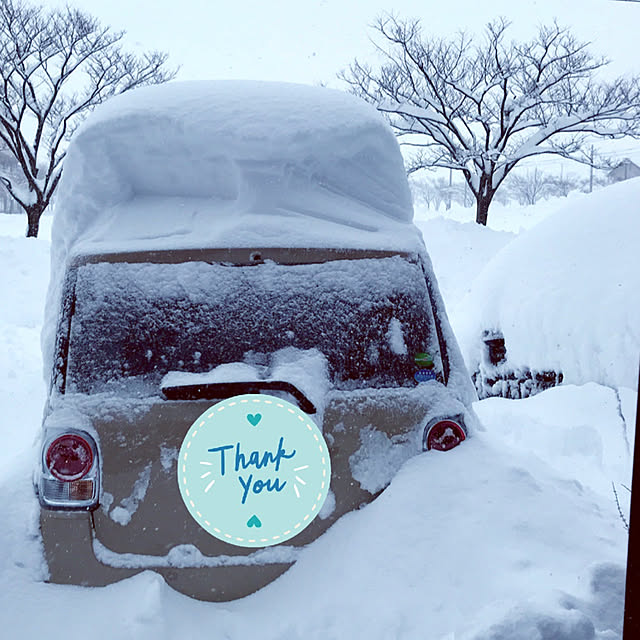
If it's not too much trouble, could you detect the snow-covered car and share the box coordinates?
[456,177,640,399]
[36,81,478,601]
[471,328,564,399]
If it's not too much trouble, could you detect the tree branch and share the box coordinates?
[340,15,640,224]
[0,0,177,236]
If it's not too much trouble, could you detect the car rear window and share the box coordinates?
[65,255,440,394]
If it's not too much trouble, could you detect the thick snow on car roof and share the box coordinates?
[43,80,431,384]
[455,177,640,389]
[52,80,419,257]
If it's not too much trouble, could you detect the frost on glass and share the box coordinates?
[66,256,439,394]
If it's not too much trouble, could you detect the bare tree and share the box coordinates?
[408,175,439,210]
[341,17,640,225]
[506,169,551,205]
[0,137,19,211]
[580,174,609,193]
[410,174,469,210]
[545,172,580,198]
[506,169,582,205]
[0,0,177,237]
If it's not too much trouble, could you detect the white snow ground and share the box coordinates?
[0,201,636,639]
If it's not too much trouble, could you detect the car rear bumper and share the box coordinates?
[40,509,294,601]
[40,385,476,600]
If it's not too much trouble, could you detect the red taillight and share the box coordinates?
[425,419,466,452]
[46,434,94,481]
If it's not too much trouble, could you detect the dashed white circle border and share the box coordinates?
[179,396,330,545]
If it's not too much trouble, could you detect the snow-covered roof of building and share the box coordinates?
[52,80,418,257]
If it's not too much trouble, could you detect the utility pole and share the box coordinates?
[589,146,594,193]
[447,168,452,210]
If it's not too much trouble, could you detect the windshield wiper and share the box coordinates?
[160,380,317,414]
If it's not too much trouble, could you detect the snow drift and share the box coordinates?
[455,177,640,390]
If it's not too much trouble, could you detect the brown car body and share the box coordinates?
[36,81,477,601]
[37,246,476,601]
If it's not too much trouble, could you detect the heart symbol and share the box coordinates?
[246,413,262,426]
[247,514,262,528]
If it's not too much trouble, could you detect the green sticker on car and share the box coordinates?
[178,394,331,548]
[414,352,434,368]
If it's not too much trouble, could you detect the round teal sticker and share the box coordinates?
[178,394,331,547]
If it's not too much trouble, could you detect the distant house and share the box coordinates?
[608,158,640,184]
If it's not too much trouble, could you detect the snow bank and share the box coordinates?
[43,80,424,382]
[414,217,516,308]
[0,215,51,480]
[1,412,630,639]
[0,217,52,328]
[455,178,640,389]
[474,383,636,501]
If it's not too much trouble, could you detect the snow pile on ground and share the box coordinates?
[474,383,636,503]
[414,192,577,233]
[453,178,640,390]
[0,407,631,639]
[414,216,516,307]
[0,215,52,476]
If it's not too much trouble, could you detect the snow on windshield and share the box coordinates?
[65,256,440,395]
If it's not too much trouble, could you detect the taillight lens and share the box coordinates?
[425,419,466,452]
[46,434,94,481]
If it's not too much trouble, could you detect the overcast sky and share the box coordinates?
[49,0,640,82]
[47,0,640,170]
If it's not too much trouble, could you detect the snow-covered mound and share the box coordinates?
[455,178,640,390]
[474,383,636,501]
[414,217,516,307]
